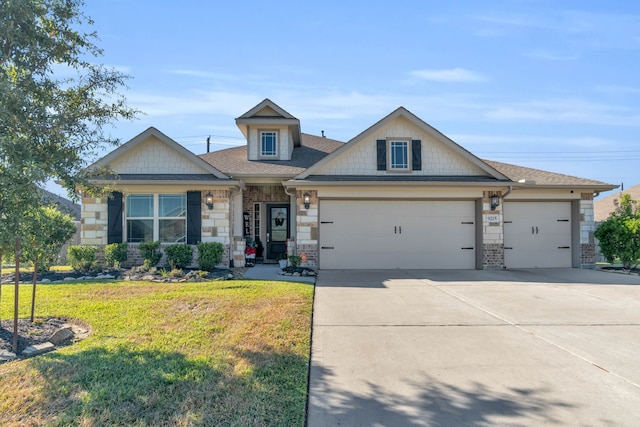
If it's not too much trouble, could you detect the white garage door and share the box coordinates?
[504,202,572,268]
[319,200,476,269]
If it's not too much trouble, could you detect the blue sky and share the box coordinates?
[49,0,640,196]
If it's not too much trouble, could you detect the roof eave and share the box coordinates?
[283,179,514,188]
[88,178,243,187]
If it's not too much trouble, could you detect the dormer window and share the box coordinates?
[389,140,409,170]
[260,131,278,158]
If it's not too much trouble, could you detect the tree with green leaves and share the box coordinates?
[595,193,640,271]
[21,205,76,321]
[1,0,137,351]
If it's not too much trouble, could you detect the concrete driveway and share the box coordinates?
[307,269,640,426]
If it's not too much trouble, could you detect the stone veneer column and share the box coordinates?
[295,190,318,268]
[580,193,596,268]
[201,189,231,266]
[80,196,108,245]
[482,191,504,268]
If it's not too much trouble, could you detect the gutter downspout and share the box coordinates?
[502,185,513,200]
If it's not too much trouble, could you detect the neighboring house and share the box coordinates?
[41,189,82,262]
[594,184,640,222]
[80,99,617,269]
[593,184,640,262]
[42,189,81,221]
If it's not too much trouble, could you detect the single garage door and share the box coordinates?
[503,201,572,268]
[319,200,476,269]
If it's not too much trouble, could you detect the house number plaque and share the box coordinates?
[484,214,501,224]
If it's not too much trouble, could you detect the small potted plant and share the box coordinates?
[277,253,288,269]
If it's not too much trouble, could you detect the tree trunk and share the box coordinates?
[0,249,3,326]
[31,257,38,322]
[13,237,20,353]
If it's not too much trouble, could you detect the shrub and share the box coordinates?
[595,194,640,270]
[197,242,224,271]
[104,242,128,268]
[168,268,184,278]
[165,243,193,269]
[67,245,98,271]
[288,255,301,268]
[138,241,162,269]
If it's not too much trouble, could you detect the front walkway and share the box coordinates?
[307,268,640,426]
[240,263,315,283]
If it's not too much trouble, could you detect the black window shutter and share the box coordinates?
[186,191,202,244]
[376,140,386,171]
[412,140,422,171]
[107,192,123,244]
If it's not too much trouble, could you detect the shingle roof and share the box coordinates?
[197,130,615,189]
[594,184,640,222]
[199,133,344,177]
[483,160,613,187]
[41,189,81,221]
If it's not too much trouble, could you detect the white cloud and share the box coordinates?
[484,98,640,126]
[409,68,487,83]
[523,49,580,61]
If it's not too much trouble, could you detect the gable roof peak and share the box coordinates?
[236,98,298,120]
[87,126,229,179]
[296,106,509,180]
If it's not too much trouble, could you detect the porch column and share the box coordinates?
[232,189,243,237]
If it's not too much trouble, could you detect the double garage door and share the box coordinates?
[318,200,574,270]
[319,200,477,269]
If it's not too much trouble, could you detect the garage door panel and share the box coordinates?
[504,202,572,268]
[320,200,476,269]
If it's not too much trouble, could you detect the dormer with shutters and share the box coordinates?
[235,99,302,161]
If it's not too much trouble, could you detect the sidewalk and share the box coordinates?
[240,263,316,283]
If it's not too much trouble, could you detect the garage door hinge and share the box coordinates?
[321,246,334,250]
[321,221,334,224]
[557,219,570,222]
[505,247,513,250]
[504,220,513,224]
[461,221,474,224]
[461,247,474,250]
[558,246,570,249]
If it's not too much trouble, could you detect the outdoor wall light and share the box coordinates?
[490,194,500,211]
[205,191,214,210]
[303,192,311,210]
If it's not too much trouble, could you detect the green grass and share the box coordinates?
[0,279,314,426]
[1,265,74,273]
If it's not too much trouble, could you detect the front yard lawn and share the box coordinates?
[0,279,313,426]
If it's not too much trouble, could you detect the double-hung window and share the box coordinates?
[260,131,278,157]
[126,194,186,243]
[389,140,409,171]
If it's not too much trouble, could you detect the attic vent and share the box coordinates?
[518,179,536,184]
[321,130,325,138]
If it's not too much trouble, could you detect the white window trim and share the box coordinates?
[387,138,411,172]
[259,130,279,159]
[125,193,187,243]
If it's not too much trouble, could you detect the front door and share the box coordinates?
[266,204,289,260]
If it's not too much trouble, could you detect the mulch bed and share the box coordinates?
[0,316,89,356]
[599,266,640,275]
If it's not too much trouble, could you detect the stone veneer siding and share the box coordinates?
[80,196,109,245]
[295,189,318,268]
[482,191,504,267]
[580,193,596,267]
